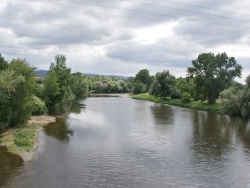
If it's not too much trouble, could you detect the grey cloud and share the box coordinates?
[0,0,249,82]
[174,20,248,47]
[106,40,199,68]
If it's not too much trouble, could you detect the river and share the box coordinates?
[1,97,250,187]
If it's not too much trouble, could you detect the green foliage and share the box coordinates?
[43,71,60,108]
[220,87,241,117]
[181,92,192,103]
[171,90,181,99]
[0,59,36,130]
[134,69,154,92]
[70,72,89,98]
[187,52,242,104]
[131,93,221,113]
[132,82,146,94]
[14,129,35,149]
[149,70,175,98]
[220,76,250,119]
[43,55,75,108]
[90,76,130,94]
[29,95,47,115]
[0,69,25,131]
[0,53,8,71]
[175,77,196,98]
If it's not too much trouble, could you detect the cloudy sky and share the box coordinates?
[1,0,250,82]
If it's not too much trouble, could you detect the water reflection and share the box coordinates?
[3,98,250,187]
[49,100,86,116]
[44,117,74,142]
[0,146,23,187]
[191,111,234,158]
[150,104,173,127]
[70,100,86,114]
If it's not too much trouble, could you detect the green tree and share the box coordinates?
[134,69,154,92]
[0,59,36,129]
[149,70,175,98]
[44,54,74,108]
[70,72,89,98]
[187,52,242,104]
[132,82,146,94]
[93,81,104,93]
[43,72,61,108]
[0,69,25,130]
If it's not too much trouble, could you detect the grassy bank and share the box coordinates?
[131,93,221,113]
[0,116,55,162]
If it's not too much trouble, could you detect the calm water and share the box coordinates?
[2,97,250,187]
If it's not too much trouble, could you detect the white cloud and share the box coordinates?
[0,0,249,82]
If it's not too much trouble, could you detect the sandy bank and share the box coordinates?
[0,116,56,162]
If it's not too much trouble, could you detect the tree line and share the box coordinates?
[0,51,249,132]
[131,52,250,119]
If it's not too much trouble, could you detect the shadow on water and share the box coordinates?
[0,146,23,187]
[44,117,74,142]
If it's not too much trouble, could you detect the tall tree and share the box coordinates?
[4,59,36,126]
[134,69,154,92]
[187,52,242,104]
[0,70,25,130]
[149,70,175,98]
[44,54,74,107]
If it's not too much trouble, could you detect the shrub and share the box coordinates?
[181,92,191,103]
[14,129,35,148]
[171,90,181,99]
[132,82,146,94]
[29,95,47,115]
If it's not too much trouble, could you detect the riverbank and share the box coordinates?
[131,93,221,113]
[89,93,129,98]
[0,116,56,162]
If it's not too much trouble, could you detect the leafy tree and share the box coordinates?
[0,59,36,130]
[134,69,154,92]
[8,59,36,125]
[44,54,74,108]
[174,77,196,99]
[181,92,192,103]
[187,52,242,104]
[70,72,89,98]
[0,69,25,130]
[43,72,61,108]
[93,81,104,93]
[149,70,175,98]
[132,82,146,94]
[220,80,250,119]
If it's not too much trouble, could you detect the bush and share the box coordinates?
[132,82,146,94]
[171,91,181,99]
[29,95,47,115]
[14,129,35,148]
[181,92,191,103]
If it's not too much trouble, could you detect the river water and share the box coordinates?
[1,97,250,187]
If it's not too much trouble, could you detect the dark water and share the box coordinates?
[0,147,23,187]
[2,97,250,187]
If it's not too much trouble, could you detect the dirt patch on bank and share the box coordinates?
[0,116,56,162]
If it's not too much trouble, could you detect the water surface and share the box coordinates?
[2,97,250,187]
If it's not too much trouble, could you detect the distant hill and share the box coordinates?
[35,70,129,79]
[35,70,48,78]
[84,73,128,80]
